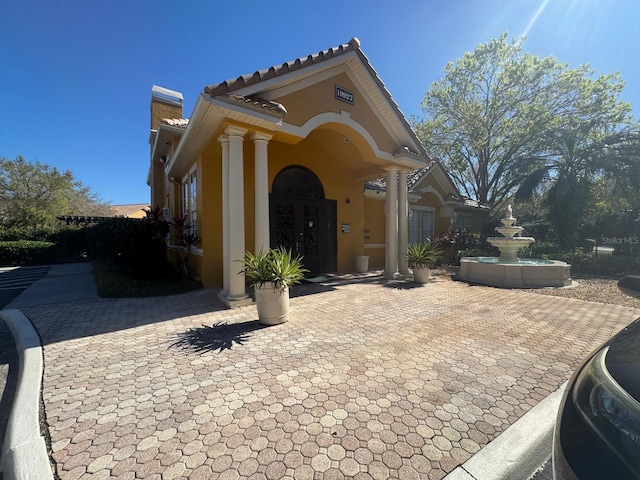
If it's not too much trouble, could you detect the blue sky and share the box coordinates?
[1,0,639,206]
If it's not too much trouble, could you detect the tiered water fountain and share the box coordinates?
[458,206,571,288]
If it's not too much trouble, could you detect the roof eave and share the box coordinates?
[167,94,285,177]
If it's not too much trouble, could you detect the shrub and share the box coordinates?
[0,240,55,265]
[86,216,170,277]
[552,252,640,276]
[0,225,53,242]
[529,241,563,258]
[430,229,496,265]
[48,227,89,261]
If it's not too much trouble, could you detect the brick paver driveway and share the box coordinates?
[22,276,640,479]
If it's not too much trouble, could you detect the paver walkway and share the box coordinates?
[20,277,640,479]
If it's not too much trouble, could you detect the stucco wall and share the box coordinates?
[364,197,385,268]
[274,73,397,155]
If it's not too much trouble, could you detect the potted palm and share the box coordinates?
[406,240,444,284]
[240,247,308,325]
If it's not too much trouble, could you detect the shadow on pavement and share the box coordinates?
[169,320,268,354]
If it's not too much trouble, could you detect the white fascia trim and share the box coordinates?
[347,56,424,154]
[342,67,404,148]
[146,167,151,187]
[166,94,212,175]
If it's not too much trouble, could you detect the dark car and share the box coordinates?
[553,275,640,480]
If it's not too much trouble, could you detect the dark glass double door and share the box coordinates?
[270,195,337,275]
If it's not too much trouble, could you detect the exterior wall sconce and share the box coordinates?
[160,155,167,164]
[345,198,350,204]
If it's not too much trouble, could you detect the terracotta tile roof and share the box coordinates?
[202,38,425,156]
[161,118,189,128]
[204,38,361,97]
[222,95,287,115]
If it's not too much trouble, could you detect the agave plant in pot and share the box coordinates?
[406,240,444,284]
[240,247,308,325]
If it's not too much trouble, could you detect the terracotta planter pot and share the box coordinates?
[412,266,430,284]
[254,282,289,325]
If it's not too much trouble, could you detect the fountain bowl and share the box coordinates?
[458,256,572,288]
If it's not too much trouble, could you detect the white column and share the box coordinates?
[226,125,249,301]
[252,132,272,253]
[398,170,410,275]
[218,135,230,295]
[384,166,399,277]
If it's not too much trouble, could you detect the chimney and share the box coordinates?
[150,85,183,131]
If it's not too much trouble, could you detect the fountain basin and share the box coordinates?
[459,256,572,288]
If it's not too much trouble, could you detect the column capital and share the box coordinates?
[251,132,273,143]
[225,125,249,137]
[384,165,401,173]
[399,169,412,175]
[217,134,229,144]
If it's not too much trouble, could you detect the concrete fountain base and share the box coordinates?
[458,257,572,288]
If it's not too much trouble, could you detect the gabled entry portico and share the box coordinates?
[148,38,431,307]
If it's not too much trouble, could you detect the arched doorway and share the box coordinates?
[270,166,337,274]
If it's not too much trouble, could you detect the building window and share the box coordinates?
[409,208,434,244]
[455,213,471,230]
[182,170,197,237]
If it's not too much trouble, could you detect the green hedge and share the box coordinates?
[0,226,54,242]
[86,217,170,277]
[0,240,56,266]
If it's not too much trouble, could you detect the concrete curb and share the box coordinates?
[444,382,567,480]
[0,309,54,480]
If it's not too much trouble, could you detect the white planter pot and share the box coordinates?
[355,255,369,273]
[254,282,289,325]
[412,266,430,284]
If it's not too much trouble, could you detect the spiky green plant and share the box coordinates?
[240,247,308,290]
[406,241,444,269]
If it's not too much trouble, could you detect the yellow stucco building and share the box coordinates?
[148,38,487,307]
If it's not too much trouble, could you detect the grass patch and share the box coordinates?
[93,258,202,298]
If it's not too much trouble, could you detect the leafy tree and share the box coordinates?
[0,156,111,232]
[513,71,640,249]
[415,33,636,210]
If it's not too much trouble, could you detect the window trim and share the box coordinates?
[409,206,435,245]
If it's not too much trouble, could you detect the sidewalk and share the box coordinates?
[9,273,640,479]
[5,263,98,309]
[1,263,98,480]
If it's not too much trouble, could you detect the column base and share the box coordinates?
[217,291,254,309]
